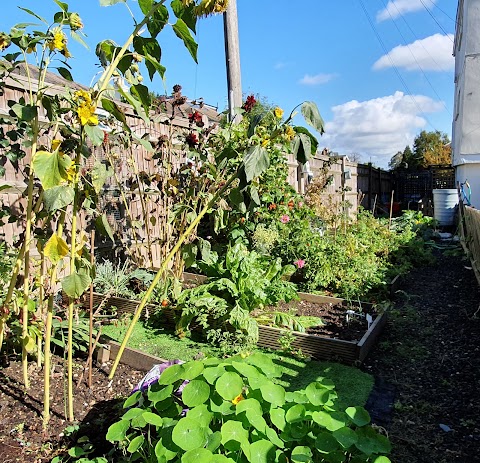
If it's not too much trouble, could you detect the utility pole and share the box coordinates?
[224,0,242,123]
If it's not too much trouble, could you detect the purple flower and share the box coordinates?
[280,215,290,224]
[294,259,306,269]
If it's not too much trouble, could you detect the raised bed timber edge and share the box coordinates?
[88,273,386,365]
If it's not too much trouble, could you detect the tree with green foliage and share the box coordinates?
[389,131,451,170]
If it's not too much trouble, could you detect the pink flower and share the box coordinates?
[280,215,290,224]
[298,201,304,208]
[294,259,306,269]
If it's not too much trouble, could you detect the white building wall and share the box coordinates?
[453,0,480,207]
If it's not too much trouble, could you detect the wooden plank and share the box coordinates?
[102,340,168,371]
[356,312,387,362]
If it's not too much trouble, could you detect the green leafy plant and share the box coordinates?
[106,352,391,462]
[174,242,298,350]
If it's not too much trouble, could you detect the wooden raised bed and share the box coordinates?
[88,287,386,365]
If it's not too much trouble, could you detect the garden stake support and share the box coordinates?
[108,173,237,380]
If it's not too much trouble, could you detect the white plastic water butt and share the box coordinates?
[433,189,458,226]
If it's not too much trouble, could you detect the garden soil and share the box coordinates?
[0,247,479,462]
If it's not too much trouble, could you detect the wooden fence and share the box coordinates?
[1,67,398,268]
[357,163,394,213]
[459,201,480,285]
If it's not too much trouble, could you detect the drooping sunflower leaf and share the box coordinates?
[172,19,198,63]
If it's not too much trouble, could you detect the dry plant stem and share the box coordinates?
[66,152,82,422]
[88,231,95,388]
[108,174,237,379]
[37,249,45,368]
[43,211,66,429]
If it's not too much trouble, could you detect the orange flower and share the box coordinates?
[288,200,295,209]
[232,394,244,405]
[268,203,277,211]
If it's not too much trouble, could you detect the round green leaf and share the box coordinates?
[346,406,371,427]
[181,448,213,463]
[106,420,130,442]
[182,360,204,380]
[205,430,222,452]
[148,384,174,404]
[312,411,347,432]
[127,435,145,453]
[215,372,243,401]
[236,398,263,417]
[270,407,286,432]
[355,427,391,455]
[187,404,213,427]
[211,456,235,463]
[285,404,306,424]
[221,420,249,447]
[333,427,358,449]
[250,439,275,463]
[123,391,142,409]
[172,417,207,451]
[203,366,226,385]
[373,457,392,463]
[305,382,330,406]
[142,411,163,427]
[32,150,72,189]
[260,382,285,407]
[122,408,144,421]
[182,379,210,407]
[315,431,340,454]
[291,445,313,463]
[62,271,91,299]
[159,363,185,385]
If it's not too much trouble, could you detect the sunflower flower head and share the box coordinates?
[0,32,11,51]
[77,104,98,126]
[274,107,284,119]
[285,125,295,141]
[51,139,62,152]
[74,90,92,105]
[69,13,83,31]
[48,29,67,53]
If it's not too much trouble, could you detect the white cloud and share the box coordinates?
[322,91,444,167]
[274,61,291,70]
[373,34,454,72]
[376,0,437,22]
[299,73,336,85]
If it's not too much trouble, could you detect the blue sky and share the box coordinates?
[1,0,457,168]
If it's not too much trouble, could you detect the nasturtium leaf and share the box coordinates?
[220,420,249,447]
[130,412,147,429]
[355,427,391,455]
[260,382,285,407]
[106,419,129,442]
[332,426,358,449]
[215,371,243,401]
[181,360,204,380]
[61,271,91,299]
[275,449,288,463]
[270,407,286,432]
[315,431,340,454]
[210,395,234,416]
[373,457,392,463]
[345,406,371,427]
[181,448,213,463]
[236,398,263,417]
[301,101,325,135]
[243,145,269,182]
[158,363,185,385]
[205,430,222,452]
[285,404,306,424]
[305,382,330,406]
[312,411,347,432]
[203,366,226,385]
[142,411,163,426]
[266,426,284,448]
[44,234,69,264]
[122,407,144,421]
[182,380,210,407]
[127,435,145,453]
[289,422,308,439]
[32,150,72,189]
[291,445,313,463]
[250,439,275,463]
[210,455,235,463]
[187,404,212,427]
[172,19,198,63]
[101,98,126,124]
[123,391,142,409]
[245,353,281,378]
[43,185,75,212]
[172,417,207,451]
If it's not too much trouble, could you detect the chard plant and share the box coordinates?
[106,352,392,462]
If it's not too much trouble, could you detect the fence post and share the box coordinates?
[368,163,373,210]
